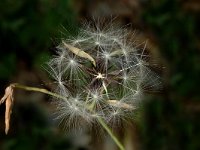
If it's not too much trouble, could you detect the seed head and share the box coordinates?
[47,20,161,130]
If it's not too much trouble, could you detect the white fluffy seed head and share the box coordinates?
[47,19,161,130]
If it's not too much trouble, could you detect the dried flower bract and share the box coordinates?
[0,85,14,134]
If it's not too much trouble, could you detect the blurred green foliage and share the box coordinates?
[0,0,77,80]
[141,96,200,150]
[143,0,200,97]
[140,0,200,149]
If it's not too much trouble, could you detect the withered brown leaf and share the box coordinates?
[0,85,14,134]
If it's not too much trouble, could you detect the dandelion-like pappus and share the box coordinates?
[46,20,161,129]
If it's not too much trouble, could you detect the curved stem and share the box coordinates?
[12,83,68,101]
[97,117,125,150]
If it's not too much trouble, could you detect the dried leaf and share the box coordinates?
[108,100,135,110]
[0,85,14,134]
[62,41,96,67]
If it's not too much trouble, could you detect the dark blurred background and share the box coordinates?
[0,0,200,150]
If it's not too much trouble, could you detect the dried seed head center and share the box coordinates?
[95,72,105,79]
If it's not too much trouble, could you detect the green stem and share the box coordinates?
[12,83,68,101]
[97,117,125,150]
[11,83,125,150]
